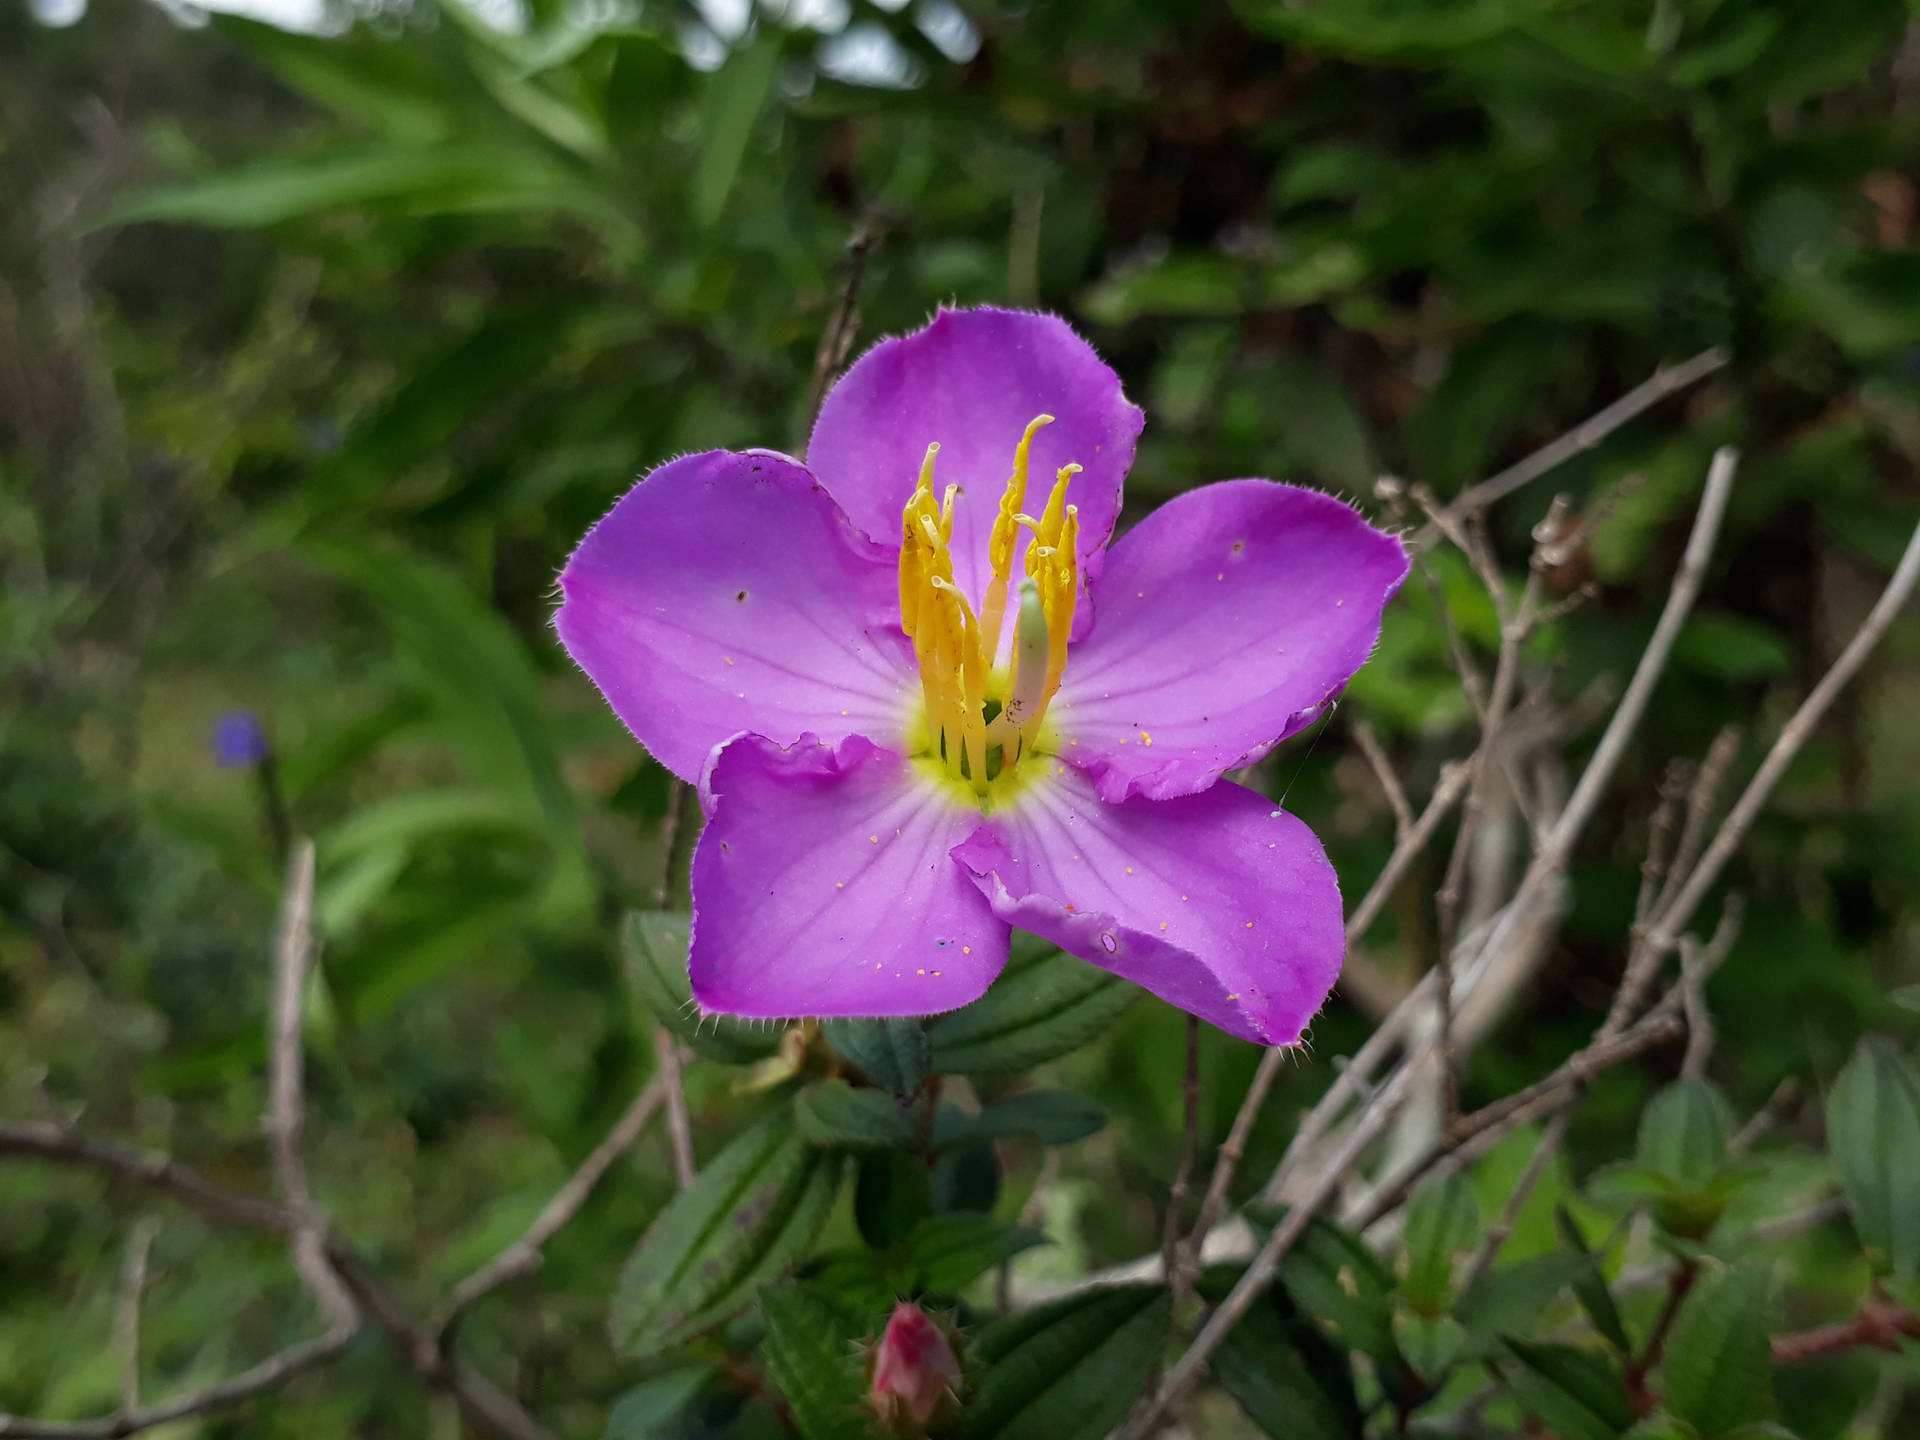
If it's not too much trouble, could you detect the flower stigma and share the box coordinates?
[898,413,1080,807]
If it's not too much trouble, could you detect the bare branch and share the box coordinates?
[802,222,877,451]
[115,1218,160,1417]
[1351,719,1413,839]
[440,1074,670,1332]
[1443,348,1727,518]
[0,1122,293,1235]
[654,1028,696,1190]
[268,841,356,1331]
[1160,1015,1203,1310]
[1645,514,1920,958]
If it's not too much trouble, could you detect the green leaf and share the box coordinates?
[1662,1264,1775,1438]
[1621,1414,1699,1440]
[611,1114,843,1358]
[1638,1080,1735,1188]
[855,1149,934,1252]
[1453,1252,1587,1357]
[1826,1035,1920,1276]
[957,1285,1172,1440]
[605,1365,715,1439]
[694,34,781,226]
[758,1284,874,1440]
[1273,1216,1400,1363]
[1393,1307,1466,1384]
[1208,1272,1362,1440]
[1557,1207,1632,1355]
[824,1018,929,1096]
[1401,1173,1482,1312]
[927,943,1136,1074]
[621,911,781,1064]
[795,1081,923,1150]
[1500,1338,1637,1440]
[933,1091,1107,1150]
[905,1214,1047,1295]
[211,16,463,143]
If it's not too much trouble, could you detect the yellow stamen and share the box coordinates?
[896,417,1082,799]
[981,414,1054,662]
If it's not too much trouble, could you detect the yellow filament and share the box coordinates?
[897,417,1081,797]
[981,414,1054,662]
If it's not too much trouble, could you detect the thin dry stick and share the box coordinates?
[1160,1015,1203,1308]
[654,1028,696,1189]
[268,841,356,1331]
[115,1218,160,1417]
[1185,761,1471,1254]
[1652,726,1741,924]
[1351,719,1413,838]
[440,1074,670,1330]
[1634,762,1689,929]
[802,222,876,450]
[1112,1063,1419,1440]
[1645,514,1920,958]
[1678,935,1716,1079]
[0,1123,292,1234]
[1729,1078,1800,1155]
[1264,453,1734,1210]
[1443,347,1727,518]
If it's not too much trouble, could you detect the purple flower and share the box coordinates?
[211,710,271,769]
[556,308,1407,1045]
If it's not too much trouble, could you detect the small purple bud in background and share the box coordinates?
[212,711,271,769]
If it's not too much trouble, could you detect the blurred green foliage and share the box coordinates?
[3,0,1920,1433]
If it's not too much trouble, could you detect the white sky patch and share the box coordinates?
[695,0,751,41]
[915,0,976,62]
[679,20,728,70]
[768,0,849,33]
[29,0,89,25]
[817,20,920,88]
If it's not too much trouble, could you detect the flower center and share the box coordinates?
[898,413,1080,802]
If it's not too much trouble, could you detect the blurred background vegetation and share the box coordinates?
[3,0,1919,1433]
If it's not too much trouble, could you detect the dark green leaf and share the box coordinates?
[1393,1307,1465,1384]
[694,34,781,226]
[1275,1216,1400,1363]
[957,1285,1172,1440]
[1500,1338,1637,1440]
[1557,1207,1632,1355]
[1638,1080,1735,1188]
[855,1149,934,1252]
[933,1091,1107,1150]
[1453,1252,1587,1356]
[611,1114,843,1359]
[824,1018,929,1096]
[928,944,1136,1075]
[605,1365,715,1439]
[1401,1173,1481,1312]
[796,1081,923,1150]
[1826,1035,1920,1276]
[1211,1276,1362,1440]
[621,911,780,1064]
[1662,1264,1775,1437]
[905,1214,1047,1295]
[758,1284,874,1440]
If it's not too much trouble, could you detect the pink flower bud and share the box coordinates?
[869,1302,961,1429]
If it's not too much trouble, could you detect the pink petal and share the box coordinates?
[1054,480,1408,801]
[806,306,1143,625]
[555,449,918,782]
[690,734,1007,1018]
[953,761,1343,1045]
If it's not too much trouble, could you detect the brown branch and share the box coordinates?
[1441,347,1727,519]
[801,222,876,452]
[115,1219,160,1417]
[1772,1300,1920,1364]
[1351,719,1413,839]
[1644,514,1920,960]
[439,1074,670,1333]
[1160,1015,1203,1310]
[654,1028,697,1190]
[0,1126,292,1235]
